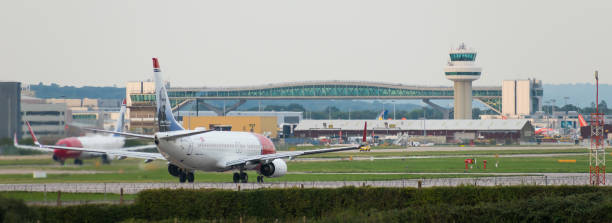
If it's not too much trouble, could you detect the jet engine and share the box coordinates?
[168,163,181,177]
[259,159,287,178]
[101,154,112,164]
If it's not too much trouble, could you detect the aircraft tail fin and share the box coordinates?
[362,122,367,143]
[25,121,41,146]
[153,58,185,132]
[112,99,127,136]
[578,114,588,127]
[376,110,388,120]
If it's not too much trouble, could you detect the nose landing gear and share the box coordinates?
[169,164,194,183]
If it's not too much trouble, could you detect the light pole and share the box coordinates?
[545,100,551,128]
[551,99,556,115]
[422,106,427,136]
[393,101,396,120]
[551,99,556,129]
[348,108,351,120]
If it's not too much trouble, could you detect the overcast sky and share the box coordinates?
[1,0,610,88]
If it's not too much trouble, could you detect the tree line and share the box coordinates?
[543,100,609,115]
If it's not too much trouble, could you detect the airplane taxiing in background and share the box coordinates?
[14,99,157,165]
[17,58,368,183]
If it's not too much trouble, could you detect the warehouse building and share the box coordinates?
[294,119,534,144]
[21,103,68,138]
[182,116,278,138]
[0,82,21,139]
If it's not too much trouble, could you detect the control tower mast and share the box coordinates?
[444,43,482,119]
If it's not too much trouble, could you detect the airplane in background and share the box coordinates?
[578,114,588,127]
[14,99,157,165]
[376,110,388,120]
[17,58,368,183]
[535,127,557,136]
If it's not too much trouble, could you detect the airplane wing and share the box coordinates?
[16,122,166,161]
[85,128,214,140]
[12,133,52,153]
[224,144,363,167]
[34,143,165,160]
[225,121,369,167]
[119,144,158,151]
[84,128,155,139]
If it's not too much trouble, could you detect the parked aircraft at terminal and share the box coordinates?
[16,58,367,183]
[14,100,157,165]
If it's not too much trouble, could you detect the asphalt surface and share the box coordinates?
[0,169,111,174]
[294,153,587,162]
[0,145,602,194]
[1,173,609,194]
[336,145,587,153]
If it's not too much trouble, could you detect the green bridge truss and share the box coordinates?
[129,81,503,112]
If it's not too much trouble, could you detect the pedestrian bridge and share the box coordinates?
[129,80,502,115]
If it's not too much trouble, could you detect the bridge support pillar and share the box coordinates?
[197,99,247,116]
[422,99,450,119]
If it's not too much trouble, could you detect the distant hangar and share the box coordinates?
[294,119,535,144]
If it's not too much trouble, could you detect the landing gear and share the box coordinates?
[179,171,187,183]
[101,155,111,165]
[168,164,195,183]
[233,173,240,183]
[233,172,248,183]
[177,169,194,183]
[74,159,83,165]
[240,172,248,183]
[187,172,195,183]
[53,155,65,166]
[256,176,265,183]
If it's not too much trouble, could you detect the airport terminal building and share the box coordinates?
[294,119,535,144]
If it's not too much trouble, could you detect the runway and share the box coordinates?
[1,174,609,194]
[294,153,587,162]
[334,145,587,153]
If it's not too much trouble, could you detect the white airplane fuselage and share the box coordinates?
[155,131,275,172]
[54,135,125,160]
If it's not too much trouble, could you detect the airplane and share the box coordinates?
[14,99,157,165]
[17,58,367,183]
[535,127,556,136]
[578,114,588,127]
[376,110,388,120]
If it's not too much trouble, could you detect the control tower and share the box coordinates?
[444,43,481,119]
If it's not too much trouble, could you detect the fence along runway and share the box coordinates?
[0,175,609,194]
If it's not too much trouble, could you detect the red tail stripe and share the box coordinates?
[578,114,588,127]
[152,58,160,68]
[362,122,367,143]
[26,121,38,143]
